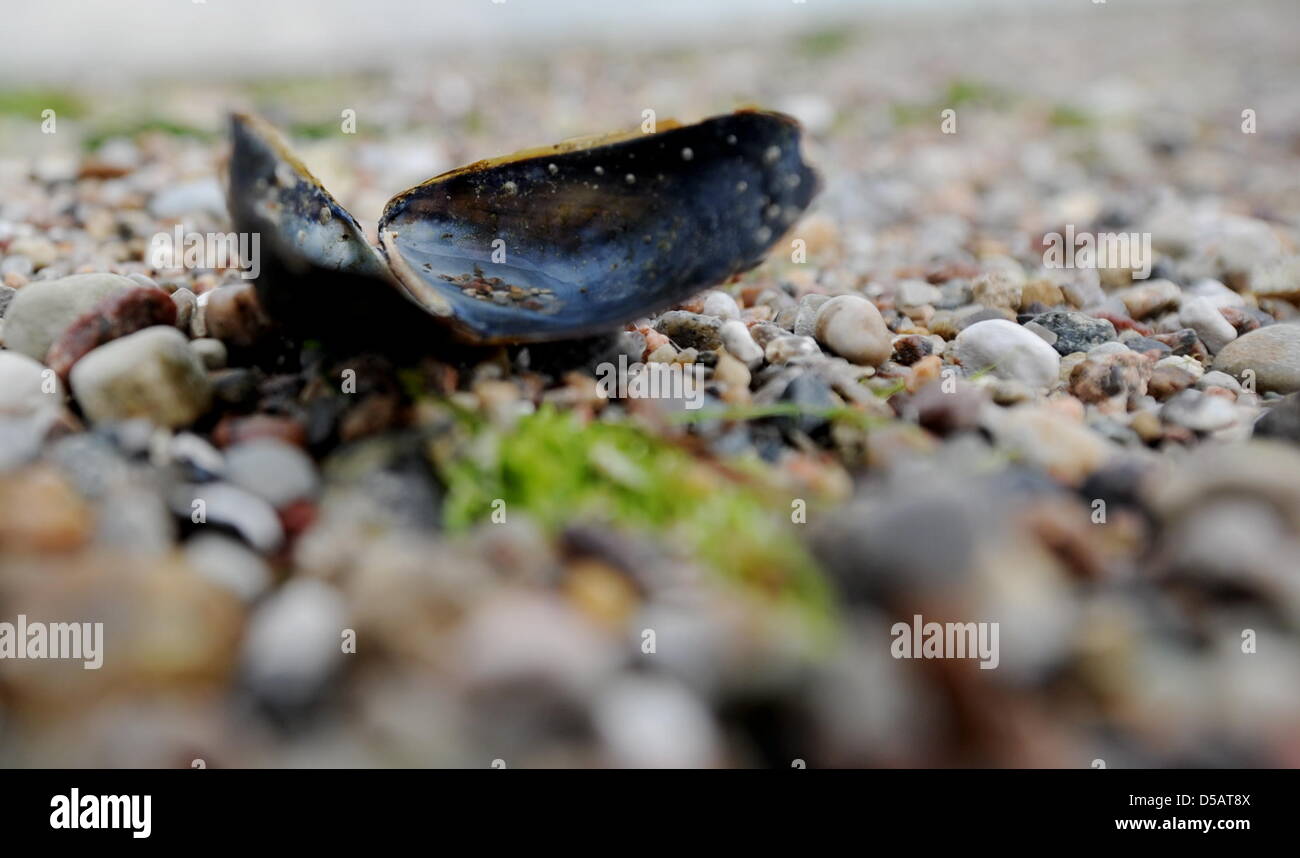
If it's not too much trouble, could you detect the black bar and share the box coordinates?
[0,769,1280,844]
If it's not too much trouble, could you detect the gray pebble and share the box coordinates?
[1178,295,1237,353]
[1253,394,1300,444]
[185,533,272,601]
[241,579,348,710]
[189,337,228,370]
[96,486,175,554]
[1087,341,1131,357]
[765,334,821,364]
[70,327,213,427]
[1161,389,1238,432]
[225,438,320,508]
[0,351,62,416]
[1212,324,1300,394]
[170,431,226,480]
[593,676,719,768]
[3,272,135,360]
[170,288,197,331]
[654,310,723,351]
[894,279,942,308]
[1032,310,1116,355]
[148,177,226,219]
[172,481,284,554]
[1197,371,1242,393]
[792,293,831,337]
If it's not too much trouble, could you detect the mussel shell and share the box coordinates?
[227,113,394,283]
[227,110,820,347]
[226,113,443,348]
[378,110,820,344]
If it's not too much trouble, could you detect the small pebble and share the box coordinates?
[765,334,821,364]
[170,288,197,330]
[1178,295,1237,353]
[719,319,764,369]
[241,579,348,711]
[70,326,213,427]
[190,337,228,369]
[1161,389,1238,432]
[1032,310,1116,355]
[225,438,321,508]
[654,310,723,351]
[1212,324,1300,394]
[700,290,740,320]
[2,272,135,360]
[971,271,1023,310]
[1117,279,1180,319]
[45,286,178,379]
[954,319,1061,388]
[813,295,892,366]
[203,282,272,349]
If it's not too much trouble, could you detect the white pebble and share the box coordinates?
[701,290,740,320]
[813,295,892,367]
[1178,295,1237,353]
[719,320,764,369]
[954,319,1061,388]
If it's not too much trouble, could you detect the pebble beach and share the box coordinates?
[1,0,1299,768]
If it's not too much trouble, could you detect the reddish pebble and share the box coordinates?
[638,326,670,358]
[45,287,177,379]
[212,414,308,449]
[676,294,706,313]
[1093,311,1152,336]
[278,499,318,541]
[738,283,767,307]
[925,261,980,283]
[204,282,273,348]
[1218,305,1261,336]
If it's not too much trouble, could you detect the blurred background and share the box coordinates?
[5,1,1160,82]
[1,0,1299,768]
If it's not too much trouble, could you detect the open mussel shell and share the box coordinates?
[379,111,819,344]
[226,112,443,348]
[227,110,820,346]
[227,112,391,283]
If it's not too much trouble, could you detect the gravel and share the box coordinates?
[2,0,1299,770]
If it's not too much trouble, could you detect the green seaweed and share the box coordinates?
[434,407,836,635]
[891,78,1011,127]
[0,89,86,119]
[795,27,856,58]
[288,120,356,141]
[82,118,215,151]
[943,78,1000,107]
[1048,103,1094,128]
